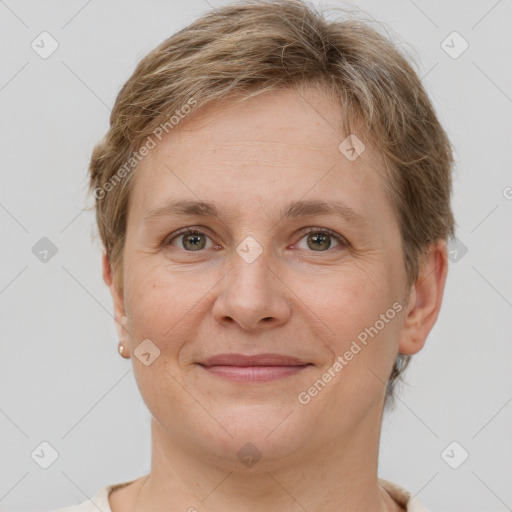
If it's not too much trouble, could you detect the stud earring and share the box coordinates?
[118,341,125,357]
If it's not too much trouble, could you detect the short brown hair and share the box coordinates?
[89,0,455,410]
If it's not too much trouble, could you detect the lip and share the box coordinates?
[200,353,309,367]
[197,353,313,382]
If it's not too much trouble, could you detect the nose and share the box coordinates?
[212,250,292,332]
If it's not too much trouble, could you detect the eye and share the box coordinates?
[295,228,348,252]
[164,227,348,253]
[165,228,216,251]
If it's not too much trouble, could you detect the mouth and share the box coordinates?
[197,353,313,383]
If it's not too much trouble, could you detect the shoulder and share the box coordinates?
[378,478,433,512]
[48,480,135,512]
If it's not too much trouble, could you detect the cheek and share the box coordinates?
[123,262,213,350]
[312,260,391,327]
[308,260,403,376]
[123,263,179,345]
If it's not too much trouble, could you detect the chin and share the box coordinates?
[187,404,315,467]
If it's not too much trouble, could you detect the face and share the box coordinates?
[110,87,414,468]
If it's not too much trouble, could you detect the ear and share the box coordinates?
[398,240,449,355]
[102,252,128,345]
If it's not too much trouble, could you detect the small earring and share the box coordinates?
[118,341,125,357]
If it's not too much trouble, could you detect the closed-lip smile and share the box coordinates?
[197,353,313,382]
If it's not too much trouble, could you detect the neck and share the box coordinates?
[133,403,401,512]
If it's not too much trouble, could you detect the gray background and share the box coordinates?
[1,0,511,511]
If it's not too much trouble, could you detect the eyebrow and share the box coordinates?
[144,199,371,229]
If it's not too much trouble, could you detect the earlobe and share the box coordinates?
[117,317,130,358]
[102,252,129,353]
[398,240,449,355]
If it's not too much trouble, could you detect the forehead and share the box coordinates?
[128,87,393,229]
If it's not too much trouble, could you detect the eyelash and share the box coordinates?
[164,226,349,252]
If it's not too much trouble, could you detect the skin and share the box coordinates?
[103,86,448,512]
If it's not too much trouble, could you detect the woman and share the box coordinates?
[55,0,454,510]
